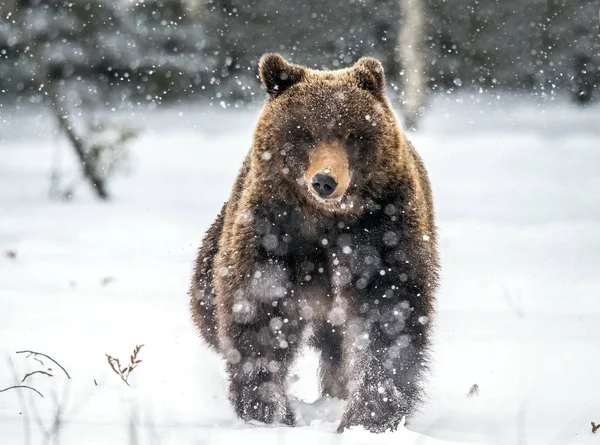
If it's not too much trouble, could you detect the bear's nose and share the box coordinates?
[311,173,338,198]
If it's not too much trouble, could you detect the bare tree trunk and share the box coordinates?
[398,0,427,131]
[12,4,110,200]
[47,91,109,199]
[570,3,599,105]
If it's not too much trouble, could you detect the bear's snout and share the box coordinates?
[311,173,338,197]
[304,142,350,203]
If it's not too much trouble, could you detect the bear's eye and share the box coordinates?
[301,131,314,145]
[346,133,360,145]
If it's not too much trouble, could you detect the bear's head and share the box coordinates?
[253,54,404,214]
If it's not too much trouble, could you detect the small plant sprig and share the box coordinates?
[592,421,599,434]
[467,383,480,398]
[105,344,144,387]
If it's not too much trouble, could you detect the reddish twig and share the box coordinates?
[105,344,144,386]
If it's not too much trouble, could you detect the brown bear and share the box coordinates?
[190,54,439,433]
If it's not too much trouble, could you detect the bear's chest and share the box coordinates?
[257,204,342,255]
[258,203,413,272]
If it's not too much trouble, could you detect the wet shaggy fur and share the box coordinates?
[190,54,439,433]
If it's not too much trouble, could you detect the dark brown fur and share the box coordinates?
[190,54,439,433]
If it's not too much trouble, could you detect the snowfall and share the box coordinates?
[1,92,599,445]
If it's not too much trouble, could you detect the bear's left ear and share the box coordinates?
[353,57,386,96]
[259,54,306,98]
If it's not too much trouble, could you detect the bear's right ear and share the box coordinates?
[353,57,386,97]
[259,54,305,98]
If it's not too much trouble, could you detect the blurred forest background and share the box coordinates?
[0,0,598,198]
[1,0,598,106]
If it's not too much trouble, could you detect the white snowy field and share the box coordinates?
[1,93,599,445]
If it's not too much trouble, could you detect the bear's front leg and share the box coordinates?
[218,260,303,426]
[336,295,430,433]
[225,322,299,425]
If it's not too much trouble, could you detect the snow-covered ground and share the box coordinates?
[1,93,599,445]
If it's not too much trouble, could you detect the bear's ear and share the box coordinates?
[353,57,386,96]
[259,54,305,98]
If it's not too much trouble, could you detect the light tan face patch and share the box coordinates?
[304,142,350,202]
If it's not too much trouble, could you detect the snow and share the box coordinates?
[1,93,600,444]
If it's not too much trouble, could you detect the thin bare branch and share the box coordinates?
[0,385,44,398]
[7,357,32,445]
[17,350,71,379]
[21,370,53,383]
